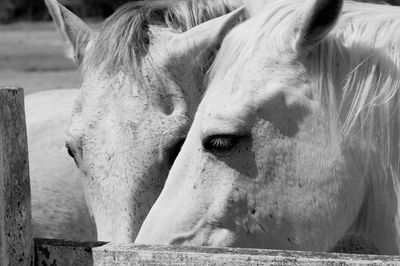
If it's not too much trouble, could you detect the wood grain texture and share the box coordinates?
[34,238,107,266]
[92,244,400,266]
[32,239,400,265]
[0,87,33,265]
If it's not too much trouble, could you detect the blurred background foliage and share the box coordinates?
[0,0,400,24]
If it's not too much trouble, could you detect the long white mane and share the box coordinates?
[82,0,242,78]
[209,0,400,180]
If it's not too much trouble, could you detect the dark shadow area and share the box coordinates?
[34,238,107,266]
[1,0,400,24]
[0,0,134,23]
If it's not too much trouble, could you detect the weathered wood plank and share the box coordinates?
[93,244,400,266]
[0,87,33,266]
[34,238,107,266]
[32,239,400,265]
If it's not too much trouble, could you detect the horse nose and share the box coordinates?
[135,230,171,245]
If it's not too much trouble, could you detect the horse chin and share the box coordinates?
[206,229,238,247]
[168,228,280,249]
[167,228,237,247]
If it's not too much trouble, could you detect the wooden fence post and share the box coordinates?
[0,87,33,265]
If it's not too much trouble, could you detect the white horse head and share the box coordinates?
[45,0,245,242]
[136,0,400,254]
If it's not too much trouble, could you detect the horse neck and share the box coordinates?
[350,146,400,255]
[316,61,400,254]
[361,106,400,254]
[303,16,400,253]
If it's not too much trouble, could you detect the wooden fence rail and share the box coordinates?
[2,86,400,265]
[33,240,400,266]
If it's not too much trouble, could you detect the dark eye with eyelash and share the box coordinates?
[65,143,75,159]
[65,143,80,166]
[203,135,242,153]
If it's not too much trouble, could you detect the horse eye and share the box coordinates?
[65,143,75,159]
[203,135,240,153]
[168,138,186,165]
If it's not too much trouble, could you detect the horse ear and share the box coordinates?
[169,7,246,60]
[44,0,93,65]
[294,0,343,53]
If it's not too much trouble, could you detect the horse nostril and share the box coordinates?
[168,138,186,165]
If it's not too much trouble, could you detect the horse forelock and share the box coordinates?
[208,0,400,178]
[82,0,243,85]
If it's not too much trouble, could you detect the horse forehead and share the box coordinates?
[212,48,299,93]
[148,26,178,59]
[75,73,162,125]
[150,26,176,42]
[205,59,307,115]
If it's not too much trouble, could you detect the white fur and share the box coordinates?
[136,0,400,254]
[47,0,245,242]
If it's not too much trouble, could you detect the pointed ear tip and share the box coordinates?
[44,0,55,7]
[234,6,247,15]
[44,0,60,8]
[225,6,246,23]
